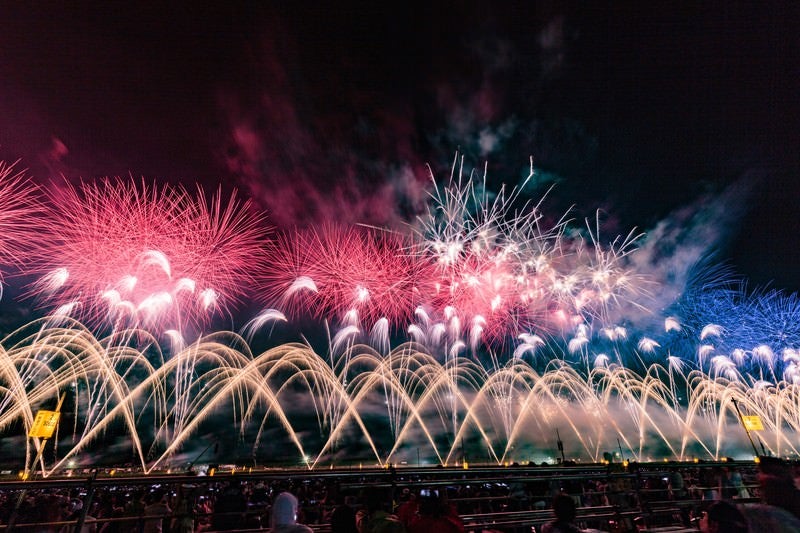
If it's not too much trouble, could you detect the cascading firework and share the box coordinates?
[1,318,799,475]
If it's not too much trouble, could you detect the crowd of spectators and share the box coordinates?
[1,458,800,532]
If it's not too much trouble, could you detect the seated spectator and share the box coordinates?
[271,492,313,533]
[698,501,748,533]
[668,470,687,499]
[395,491,418,529]
[405,488,462,533]
[542,493,583,533]
[142,491,171,533]
[759,456,800,519]
[212,482,247,531]
[356,490,405,533]
[330,502,358,533]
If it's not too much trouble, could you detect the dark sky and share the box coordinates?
[1,3,798,291]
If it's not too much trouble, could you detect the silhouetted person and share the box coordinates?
[212,482,246,531]
[356,490,405,533]
[395,491,420,529]
[330,502,358,533]
[170,485,195,533]
[699,501,748,533]
[142,491,170,533]
[542,493,583,533]
[405,488,462,533]
[758,457,800,519]
[733,457,800,532]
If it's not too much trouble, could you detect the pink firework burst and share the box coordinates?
[409,159,652,352]
[0,162,45,271]
[28,178,268,331]
[429,253,533,348]
[260,225,433,328]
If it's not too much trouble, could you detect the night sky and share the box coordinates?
[1,3,798,293]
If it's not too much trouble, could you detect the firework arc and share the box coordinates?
[1,319,799,475]
[1,158,800,470]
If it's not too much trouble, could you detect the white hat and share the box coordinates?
[271,492,298,527]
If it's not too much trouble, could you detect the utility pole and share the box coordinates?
[731,398,760,457]
[188,440,219,471]
[9,392,67,531]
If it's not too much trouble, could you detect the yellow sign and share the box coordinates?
[29,410,61,439]
[742,415,764,431]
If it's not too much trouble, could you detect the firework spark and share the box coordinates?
[411,157,649,347]
[0,156,798,468]
[255,158,652,353]
[28,178,268,331]
[260,225,433,327]
[0,161,45,272]
[3,155,791,380]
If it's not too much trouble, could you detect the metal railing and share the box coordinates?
[0,461,761,532]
